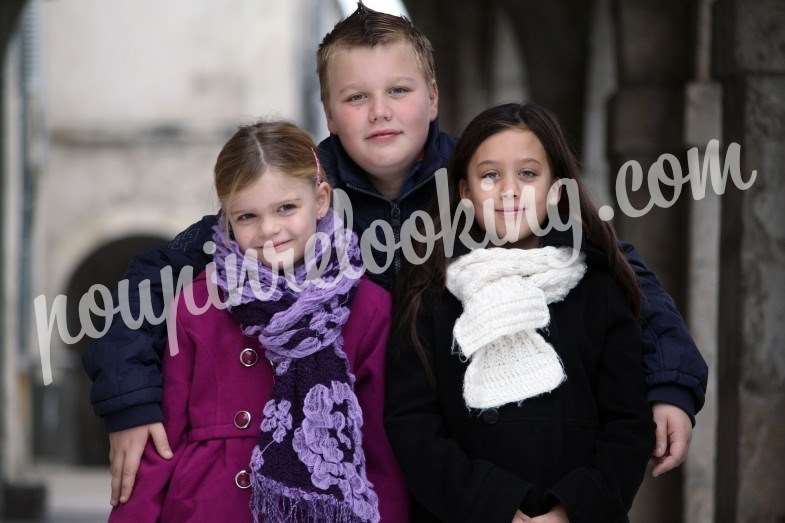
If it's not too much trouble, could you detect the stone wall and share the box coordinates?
[714,1,785,521]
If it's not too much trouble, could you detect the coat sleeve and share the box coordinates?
[108,293,196,523]
[547,276,656,523]
[352,286,410,523]
[619,241,708,421]
[82,215,216,432]
[384,291,542,523]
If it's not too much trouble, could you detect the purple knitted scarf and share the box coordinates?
[212,212,380,523]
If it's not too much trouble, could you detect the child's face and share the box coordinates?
[459,128,556,248]
[226,169,331,269]
[323,40,438,181]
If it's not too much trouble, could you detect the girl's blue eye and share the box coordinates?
[236,213,255,222]
[519,169,536,178]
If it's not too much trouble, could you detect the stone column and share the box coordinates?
[0,4,31,517]
[405,0,496,135]
[407,0,591,150]
[1,2,50,519]
[500,0,591,153]
[684,1,722,522]
[607,1,695,522]
[713,1,785,522]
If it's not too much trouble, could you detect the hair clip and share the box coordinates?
[312,148,324,185]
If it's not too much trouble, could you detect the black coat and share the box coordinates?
[384,242,656,523]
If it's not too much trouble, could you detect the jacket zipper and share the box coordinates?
[345,172,436,276]
[391,202,401,274]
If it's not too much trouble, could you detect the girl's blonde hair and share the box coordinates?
[214,120,323,207]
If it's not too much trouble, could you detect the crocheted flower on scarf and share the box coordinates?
[292,381,378,521]
[261,399,293,444]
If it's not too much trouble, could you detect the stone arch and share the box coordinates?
[34,234,168,465]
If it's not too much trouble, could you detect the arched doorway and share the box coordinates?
[33,235,167,466]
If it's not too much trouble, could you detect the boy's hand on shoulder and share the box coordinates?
[651,402,693,477]
[109,422,173,506]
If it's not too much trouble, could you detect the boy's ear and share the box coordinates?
[428,80,439,121]
[324,104,337,135]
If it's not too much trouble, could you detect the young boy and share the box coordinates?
[84,2,708,517]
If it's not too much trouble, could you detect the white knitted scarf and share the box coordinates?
[446,247,587,409]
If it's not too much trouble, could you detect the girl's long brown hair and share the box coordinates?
[393,103,641,383]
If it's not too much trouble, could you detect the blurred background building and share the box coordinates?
[0,0,783,521]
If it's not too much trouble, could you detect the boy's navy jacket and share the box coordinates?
[82,120,708,432]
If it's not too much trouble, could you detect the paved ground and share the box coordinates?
[6,465,111,522]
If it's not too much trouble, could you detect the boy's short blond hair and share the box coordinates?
[317,2,437,103]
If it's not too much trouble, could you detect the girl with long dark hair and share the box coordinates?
[385,103,654,523]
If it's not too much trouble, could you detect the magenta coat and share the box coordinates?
[109,272,409,522]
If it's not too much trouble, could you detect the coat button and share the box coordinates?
[481,408,499,425]
[240,348,259,367]
[234,410,251,429]
[235,470,251,489]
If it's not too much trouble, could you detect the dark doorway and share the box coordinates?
[34,235,167,466]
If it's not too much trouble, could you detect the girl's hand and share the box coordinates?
[512,509,531,522]
[528,504,569,523]
[651,403,693,477]
[109,422,173,505]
